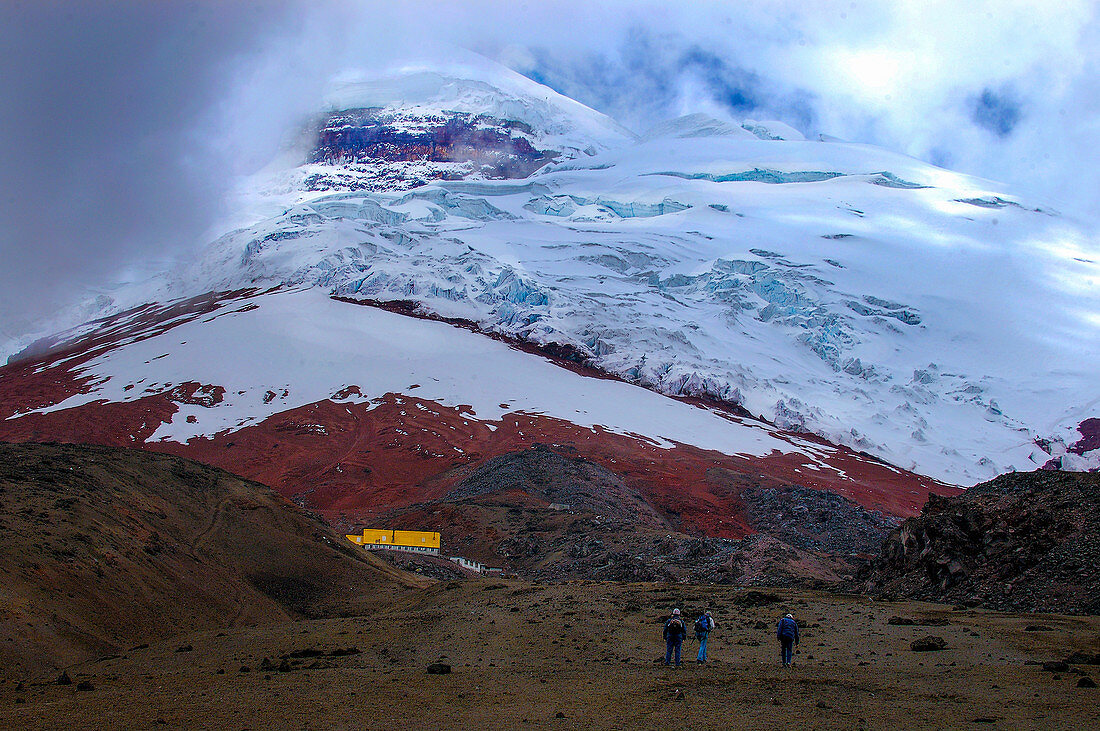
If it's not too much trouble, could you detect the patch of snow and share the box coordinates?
[27,289,794,459]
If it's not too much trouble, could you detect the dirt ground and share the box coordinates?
[2,581,1097,730]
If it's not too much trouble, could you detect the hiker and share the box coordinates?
[776,613,799,667]
[664,608,687,666]
[694,611,715,663]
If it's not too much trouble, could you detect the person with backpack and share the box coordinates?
[664,608,687,666]
[694,611,716,663]
[776,613,799,667]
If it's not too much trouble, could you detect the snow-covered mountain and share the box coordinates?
[5,57,1099,489]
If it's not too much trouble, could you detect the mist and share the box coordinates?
[2,0,1098,346]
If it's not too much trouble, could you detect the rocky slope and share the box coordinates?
[380,443,896,585]
[0,442,423,679]
[860,470,1100,614]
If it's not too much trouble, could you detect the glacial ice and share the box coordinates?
[740,119,806,141]
[653,169,845,184]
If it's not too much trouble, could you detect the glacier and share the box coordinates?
[12,59,1099,485]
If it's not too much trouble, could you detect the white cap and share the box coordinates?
[785,614,793,619]
[673,608,681,616]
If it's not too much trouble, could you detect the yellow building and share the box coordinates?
[346,528,441,555]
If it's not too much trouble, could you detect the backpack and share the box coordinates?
[694,616,708,634]
[666,618,684,636]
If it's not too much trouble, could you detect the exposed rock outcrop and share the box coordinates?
[860,471,1099,614]
[305,108,556,191]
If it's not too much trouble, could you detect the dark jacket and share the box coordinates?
[776,617,799,643]
[664,617,687,642]
[694,615,713,637]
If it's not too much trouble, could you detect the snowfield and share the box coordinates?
[7,59,1099,483]
[19,287,819,461]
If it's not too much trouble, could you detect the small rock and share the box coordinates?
[1042,661,1070,673]
[426,663,451,675]
[175,645,193,653]
[555,711,566,719]
[57,671,72,686]
[76,680,94,692]
[1078,677,1097,688]
[239,666,250,673]
[910,636,947,652]
[14,682,24,692]
[1024,625,1054,632]
[673,689,685,702]
[887,616,915,626]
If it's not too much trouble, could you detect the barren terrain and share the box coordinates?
[3,580,1097,730]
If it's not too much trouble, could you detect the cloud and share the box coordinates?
[491,1,1100,220]
[971,88,1023,137]
[0,1,301,340]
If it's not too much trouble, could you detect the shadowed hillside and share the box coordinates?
[0,442,424,679]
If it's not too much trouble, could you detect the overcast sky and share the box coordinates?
[1,0,1098,344]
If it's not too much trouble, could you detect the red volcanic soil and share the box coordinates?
[1070,417,1100,455]
[0,290,957,547]
[1041,417,1100,470]
[0,386,954,541]
[0,289,263,421]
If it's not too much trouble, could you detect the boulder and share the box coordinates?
[910,636,946,652]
